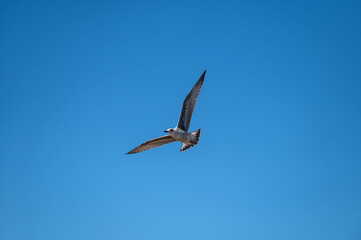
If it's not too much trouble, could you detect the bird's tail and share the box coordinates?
[180,129,201,152]
[191,128,201,144]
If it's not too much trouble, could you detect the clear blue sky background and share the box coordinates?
[1,1,361,239]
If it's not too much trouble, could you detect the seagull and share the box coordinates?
[126,70,206,154]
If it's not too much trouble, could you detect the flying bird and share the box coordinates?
[126,70,206,154]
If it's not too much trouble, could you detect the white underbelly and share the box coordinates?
[170,131,189,142]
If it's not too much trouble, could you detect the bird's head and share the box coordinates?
[164,128,174,133]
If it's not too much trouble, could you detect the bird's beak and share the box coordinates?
[164,130,168,133]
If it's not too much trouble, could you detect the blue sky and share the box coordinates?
[1,0,361,239]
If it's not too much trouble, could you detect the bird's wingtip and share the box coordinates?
[199,70,206,79]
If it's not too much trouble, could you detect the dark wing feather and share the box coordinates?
[177,70,206,131]
[126,135,176,154]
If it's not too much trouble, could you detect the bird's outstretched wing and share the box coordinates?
[126,135,176,154]
[177,70,206,131]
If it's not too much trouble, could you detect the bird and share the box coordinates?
[126,70,206,154]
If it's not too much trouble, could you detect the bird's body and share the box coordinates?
[168,127,189,142]
[126,70,206,154]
